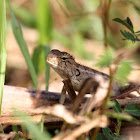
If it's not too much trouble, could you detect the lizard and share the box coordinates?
[46,49,140,104]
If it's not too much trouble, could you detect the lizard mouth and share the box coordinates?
[47,61,58,68]
[46,56,58,68]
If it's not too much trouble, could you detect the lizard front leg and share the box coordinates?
[59,84,67,104]
[60,79,77,104]
[71,78,99,113]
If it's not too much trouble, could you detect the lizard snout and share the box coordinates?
[47,53,54,59]
[46,53,55,62]
[46,53,58,68]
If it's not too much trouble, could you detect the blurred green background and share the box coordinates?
[3,0,140,89]
[0,0,140,138]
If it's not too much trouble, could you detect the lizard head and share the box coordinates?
[46,49,75,79]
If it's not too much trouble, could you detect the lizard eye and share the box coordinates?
[61,57,67,61]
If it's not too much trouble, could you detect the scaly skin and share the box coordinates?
[46,49,120,96]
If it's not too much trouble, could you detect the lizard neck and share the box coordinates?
[75,62,110,81]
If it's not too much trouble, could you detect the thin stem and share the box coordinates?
[92,0,112,138]
[0,0,6,117]
[116,119,121,136]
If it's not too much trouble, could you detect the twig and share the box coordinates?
[117,97,140,107]
[53,115,108,140]
[92,0,112,139]
[1,85,140,125]
[71,78,99,114]
[110,84,140,101]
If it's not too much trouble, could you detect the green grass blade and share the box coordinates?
[34,0,52,90]
[9,3,38,88]
[38,118,44,133]
[32,46,46,74]
[32,45,50,90]
[14,110,51,140]
[43,46,50,91]
[0,0,7,117]
[106,112,139,124]
[0,2,2,41]
[35,0,52,44]
[0,123,4,133]
[12,4,36,28]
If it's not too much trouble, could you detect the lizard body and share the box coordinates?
[46,49,120,97]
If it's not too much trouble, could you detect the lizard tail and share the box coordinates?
[111,83,140,101]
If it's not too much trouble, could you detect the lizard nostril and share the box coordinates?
[46,54,55,62]
[47,53,54,59]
